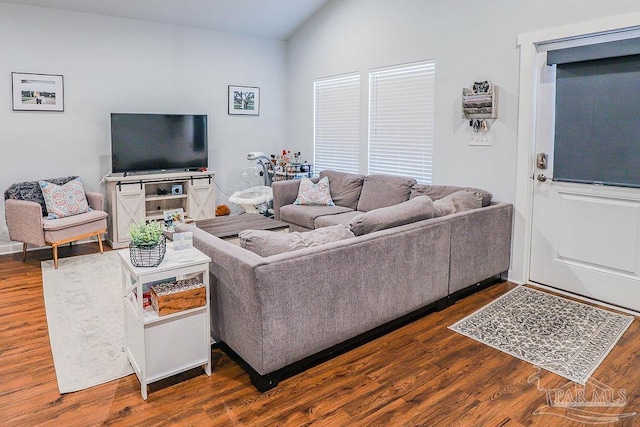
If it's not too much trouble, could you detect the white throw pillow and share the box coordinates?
[293,176,335,206]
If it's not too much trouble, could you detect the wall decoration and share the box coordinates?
[163,208,185,231]
[12,72,64,112]
[228,85,260,115]
[172,231,193,251]
[462,80,497,132]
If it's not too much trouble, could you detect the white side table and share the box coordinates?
[118,244,211,400]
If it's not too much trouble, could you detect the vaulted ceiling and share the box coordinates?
[0,0,330,40]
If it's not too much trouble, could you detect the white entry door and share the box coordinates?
[529,52,640,312]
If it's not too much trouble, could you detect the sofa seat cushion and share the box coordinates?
[319,170,365,210]
[280,204,353,229]
[239,224,355,257]
[42,210,107,244]
[41,209,108,231]
[357,174,417,212]
[314,210,363,228]
[432,189,484,217]
[411,184,493,207]
[350,195,435,236]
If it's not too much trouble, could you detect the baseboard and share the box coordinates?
[506,267,524,285]
[0,241,24,256]
[0,237,102,256]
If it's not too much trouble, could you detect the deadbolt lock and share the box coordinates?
[536,153,548,170]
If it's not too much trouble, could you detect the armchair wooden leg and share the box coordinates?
[52,245,59,269]
[22,243,27,262]
[97,232,104,254]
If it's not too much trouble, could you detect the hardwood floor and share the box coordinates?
[1,243,638,426]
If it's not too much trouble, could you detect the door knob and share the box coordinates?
[537,174,547,182]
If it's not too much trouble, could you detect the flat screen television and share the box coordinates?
[110,113,208,175]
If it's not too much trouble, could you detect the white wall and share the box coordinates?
[0,3,288,251]
[287,0,640,203]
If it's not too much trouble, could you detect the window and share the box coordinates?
[548,39,640,188]
[314,73,360,175]
[369,61,435,184]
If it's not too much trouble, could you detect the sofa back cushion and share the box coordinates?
[238,224,355,257]
[356,174,417,212]
[319,170,365,210]
[350,195,434,236]
[411,184,493,207]
[280,204,353,229]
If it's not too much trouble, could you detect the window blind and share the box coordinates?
[553,55,640,188]
[313,73,360,175]
[369,61,435,184]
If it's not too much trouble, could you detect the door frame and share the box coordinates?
[512,12,640,286]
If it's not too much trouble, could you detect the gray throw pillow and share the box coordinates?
[239,224,355,257]
[411,184,493,207]
[433,189,483,217]
[349,195,435,236]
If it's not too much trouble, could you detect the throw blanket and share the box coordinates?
[4,176,78,216]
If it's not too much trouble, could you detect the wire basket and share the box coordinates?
[129,235,167,267]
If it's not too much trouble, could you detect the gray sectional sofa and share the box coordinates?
[181,170,513,391]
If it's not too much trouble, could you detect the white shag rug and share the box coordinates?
[42,251,133,393]
[449,286,633,384]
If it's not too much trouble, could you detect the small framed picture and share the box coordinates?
[163,208,185,231]
[12,72,64,112]
[228,85,260,116]
[173,231,193,251]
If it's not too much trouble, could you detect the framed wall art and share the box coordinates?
[228,85,260,116]
[163,208,185,231]
[12,72,64,112]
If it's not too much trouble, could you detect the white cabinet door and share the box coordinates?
[529,55,640,312]
[187,178,215,220]
[116,184,145,241]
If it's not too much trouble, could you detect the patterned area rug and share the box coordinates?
[42,251,133,393]
[449,286,633,384]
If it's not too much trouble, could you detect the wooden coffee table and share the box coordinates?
[195,214,289,240]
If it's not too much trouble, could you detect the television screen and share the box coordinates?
[110,113,208,174]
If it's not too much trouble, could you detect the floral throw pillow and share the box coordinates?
[39,178,91,219]
[293,176,335,206]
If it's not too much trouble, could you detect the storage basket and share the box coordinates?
[129,235,167,267]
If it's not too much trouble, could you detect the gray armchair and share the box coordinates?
[4,177,108,268]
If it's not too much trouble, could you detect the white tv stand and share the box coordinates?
[104,171,216,249]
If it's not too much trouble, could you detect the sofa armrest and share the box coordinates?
[272,180,301,220]
[85,191,104,211]
[272,178,319,220]
[448,202,513,294]
[176,224,270,372]
[5,199,46,246]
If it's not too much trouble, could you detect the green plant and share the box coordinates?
[129,221,163,246]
